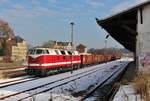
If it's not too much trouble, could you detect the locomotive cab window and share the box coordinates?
[36,49,43,54]
[28,49,35,55]
[46,50,49,54]
[44,50,49,54]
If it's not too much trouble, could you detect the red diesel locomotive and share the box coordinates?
[26,48,81,76]
[26,48,121,76]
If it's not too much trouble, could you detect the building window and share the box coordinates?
[140,8,143,24]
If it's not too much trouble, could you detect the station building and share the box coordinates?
[96,1,150,72]
[76,44,87,53]
[11,36,27,61]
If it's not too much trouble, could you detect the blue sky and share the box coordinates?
[0,0,148,49]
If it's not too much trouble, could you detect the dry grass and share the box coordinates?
[0,61,25,79]
[121,79,130,85]
[0,61,23,69]
[0,71,7,79]
[133,72,150,101]
[0,70,26,79]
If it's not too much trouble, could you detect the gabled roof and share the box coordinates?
[96,1,150,52]
[56,41,71,46]
[13,36,25,46]
[14,36,24,42]
[99,1,150,22]
[76,44,86,49]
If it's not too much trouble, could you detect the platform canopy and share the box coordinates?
[96,1,150,52]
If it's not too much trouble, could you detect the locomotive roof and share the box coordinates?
[31,47,75,51]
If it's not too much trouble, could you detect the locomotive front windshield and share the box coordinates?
[28,49,35,55]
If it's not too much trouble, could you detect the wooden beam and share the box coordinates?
[100,19,137,27]
[120,20,137,25]
[120,24,138,35]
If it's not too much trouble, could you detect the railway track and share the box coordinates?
[79,62,129,101]
[20,62,129,101]
[18,66,106,101]
[0,61,115,101]
[0,67,26,78]
[0,76,38,89]
[0,62,110,89]
[0,60,125,101]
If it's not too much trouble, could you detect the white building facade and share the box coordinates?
[11,40,27,61]
[97,1,150,72]
[137,4,150,72]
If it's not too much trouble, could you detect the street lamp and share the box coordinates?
[70,22,74,74]
[105,34,109,64]
[104,39,107,49]
[105,34,109,49]
[70,22,74,48]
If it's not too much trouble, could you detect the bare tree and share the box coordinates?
[0,19,14,62]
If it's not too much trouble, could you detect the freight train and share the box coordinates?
[25,48,121,76]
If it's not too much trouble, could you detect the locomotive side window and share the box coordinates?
[60,50,65,55]
[68,51,72,55]
[55,50,59,55]
[36,49,43,54]
[44,50,49,54]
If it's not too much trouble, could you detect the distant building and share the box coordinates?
[64,42,72,50]
[53,41,72,50]
[43,40,73,50]
[76,44,87,53]
[11,36,27,61]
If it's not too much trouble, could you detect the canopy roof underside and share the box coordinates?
[96,1,150,52]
